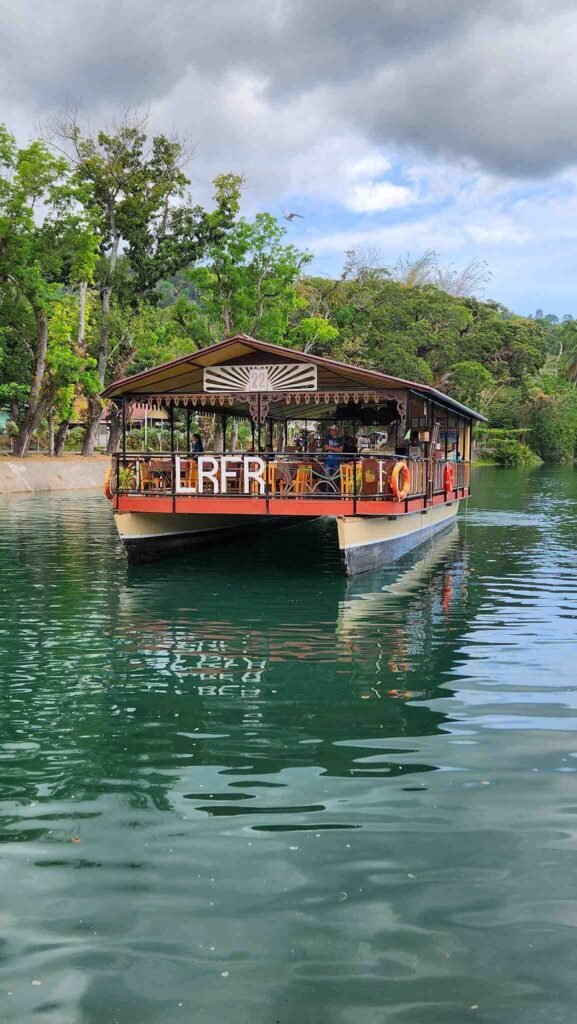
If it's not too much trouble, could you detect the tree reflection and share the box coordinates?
[112,524,471,791]
[0,507,477,825]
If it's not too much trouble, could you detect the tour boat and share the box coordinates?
[102,335,485,574]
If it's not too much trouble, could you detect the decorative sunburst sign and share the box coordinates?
[203,362,317,393]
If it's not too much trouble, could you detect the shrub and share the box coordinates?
[492,437,540,467]
[477,427,540,466]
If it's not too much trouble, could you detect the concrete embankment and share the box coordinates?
[0,456,109,493]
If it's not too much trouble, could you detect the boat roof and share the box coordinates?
[102,333,487,421]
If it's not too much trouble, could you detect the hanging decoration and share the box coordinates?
[126,389,407,430]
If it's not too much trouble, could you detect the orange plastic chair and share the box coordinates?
[139,462,158,491]
[339,463,354,495]
[294,465,313,494]
[185,460,198,490]
[267,461,279,494]
[226,466,241,493]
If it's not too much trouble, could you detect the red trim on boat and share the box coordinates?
[115,489,469,518]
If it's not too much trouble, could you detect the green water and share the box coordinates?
[1,468,577,1024]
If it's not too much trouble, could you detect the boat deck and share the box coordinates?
[112,452,471,518]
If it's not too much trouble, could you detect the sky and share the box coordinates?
[1,0,576,316]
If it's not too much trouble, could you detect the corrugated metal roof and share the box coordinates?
[102,333,487,421]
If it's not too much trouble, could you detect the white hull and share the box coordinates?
[337,502,459,574]
[114,502,460,572]
[114,511,306,564]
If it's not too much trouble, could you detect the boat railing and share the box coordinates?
[432,458,470,492]
[112,452,470,503]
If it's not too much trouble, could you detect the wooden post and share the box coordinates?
[186,406,191,453]
[48,407,54,457]
[169,401,175,453]
[122,397,127,455]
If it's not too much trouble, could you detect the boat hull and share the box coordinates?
[337,502,459,575]
[114,502,460,572]
[114,511,306,565]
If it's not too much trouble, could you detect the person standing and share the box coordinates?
[323,424,343,483]
[192,433,204,453]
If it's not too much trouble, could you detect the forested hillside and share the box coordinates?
[2,116,577,461]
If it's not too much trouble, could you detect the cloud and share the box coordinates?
[1,0,576,313]
[345,181,415,213]
[1,0,576,178]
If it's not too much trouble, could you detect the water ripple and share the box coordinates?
[1,469,577,1022]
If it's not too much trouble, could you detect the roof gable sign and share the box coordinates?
[203,362,317,392]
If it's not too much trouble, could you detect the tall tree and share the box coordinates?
[49,111,243,454]
[0,125,99,456]
[185,211,312,344]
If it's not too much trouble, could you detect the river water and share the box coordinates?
[0,467,576,1023]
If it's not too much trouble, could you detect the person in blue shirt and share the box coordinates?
[323,424,343,482]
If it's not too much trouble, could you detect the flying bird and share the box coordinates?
[283,210,305,221]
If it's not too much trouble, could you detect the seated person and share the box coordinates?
[342,434,358,460]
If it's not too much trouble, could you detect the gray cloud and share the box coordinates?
[1,0,576,178]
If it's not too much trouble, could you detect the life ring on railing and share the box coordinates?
[103,467,114,501]
[444,464,454,492]
[390,460,411,501]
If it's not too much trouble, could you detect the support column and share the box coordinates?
[169,401,175,452]
[122,397,127,455]
[256,395,262,451]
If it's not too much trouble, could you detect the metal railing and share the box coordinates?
[113,452,470,503]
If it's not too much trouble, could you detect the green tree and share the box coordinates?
[290,315,339,354]
[185,211,312,344]
[450,361,493,408]
[523,375,577,462]
[50,111,243,454]
[0,124,100,456]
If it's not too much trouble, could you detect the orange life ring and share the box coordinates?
[444,464,454,491]
[104,467,114,501]
[390,460,411,501]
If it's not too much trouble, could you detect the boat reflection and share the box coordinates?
[115,524,470,794]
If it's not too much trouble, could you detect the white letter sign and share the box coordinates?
[198,455,220,494]
[221,456,242,494]
[243,456,265,495]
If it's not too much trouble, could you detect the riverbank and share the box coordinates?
[0,454,109,493]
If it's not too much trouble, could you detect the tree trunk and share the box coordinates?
[50,281,86,457]
[83,230,118,457]
[12,427,33,459]
[107,405,122,454]
[77,280,87,348]
[12,313,49,458]
[54,420,70,456]
[213,422,224,453]
[230,421,239,451]
[82,400,104,457]
[48,408,55,457]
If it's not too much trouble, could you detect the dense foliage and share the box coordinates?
[2,117,576,461]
